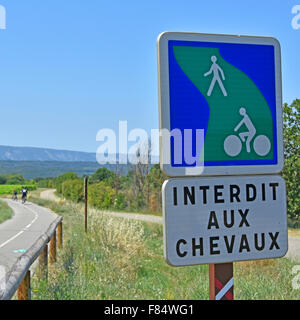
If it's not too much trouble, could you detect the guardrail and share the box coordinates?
[0,216,63,300]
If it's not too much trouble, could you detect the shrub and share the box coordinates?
[88,182,114,209]
[61,179,84,203]
[89,168,115,185]
[0,184,37,195]
[282,100,300,220]
[114,193,127,210]
[55,172,78,194]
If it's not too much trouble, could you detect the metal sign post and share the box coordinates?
[209,263,233,300]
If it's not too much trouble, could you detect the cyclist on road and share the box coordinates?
[12,189,18,201]
[21,187,28,204]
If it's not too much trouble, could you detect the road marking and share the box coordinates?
[0,202,39,249]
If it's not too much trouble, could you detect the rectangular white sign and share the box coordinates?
[162,175,288,266]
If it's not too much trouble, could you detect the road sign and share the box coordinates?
[157,32,283,176]
[162,175,288,266]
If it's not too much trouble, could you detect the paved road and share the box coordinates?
[285,236,300,262]
[0,199,58,276]
[40,189,60,202]
[40,189,162,224]
[102,210,163,224]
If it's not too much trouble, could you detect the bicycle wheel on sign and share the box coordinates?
[253,135,271,156]
[224,135,242,157]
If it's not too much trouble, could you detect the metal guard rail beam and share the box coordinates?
[0,216,63,300]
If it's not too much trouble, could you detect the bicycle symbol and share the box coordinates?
[224,107,271,157]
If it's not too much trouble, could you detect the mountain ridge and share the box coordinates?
[0,145,96,162]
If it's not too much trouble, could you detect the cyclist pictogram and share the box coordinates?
[224,107,271,157]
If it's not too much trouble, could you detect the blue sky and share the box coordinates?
[0,0,299,153]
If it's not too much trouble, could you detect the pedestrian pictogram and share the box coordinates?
[204,55,227,97]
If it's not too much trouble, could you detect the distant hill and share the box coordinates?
[0,145,96,162]
[0,146,157,179]
[0,160,111,179]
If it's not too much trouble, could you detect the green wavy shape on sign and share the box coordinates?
[173,46,274,162]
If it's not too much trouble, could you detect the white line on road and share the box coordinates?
[0,202,39,249]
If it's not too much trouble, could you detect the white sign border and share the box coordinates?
[157,31,284,177]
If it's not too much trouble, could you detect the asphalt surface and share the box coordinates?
[0,199,58,276]
[40,189,163,224]
[102,210,163,224]
[40,189,59,202]
[285,236,300,262]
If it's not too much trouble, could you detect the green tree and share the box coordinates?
[61,179,84,203]
[88,181,115,209]
[148,164,167,188]
[89,168,115,185]
[114,192,127,210]
[34,177,54,188]
[6,174,26,185]
[282,99,300,221]
[148,164,168,212]
[55,172,78,194]
[0,175,7,185]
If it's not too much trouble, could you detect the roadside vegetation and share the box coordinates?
[0,184,37,195]
[0,199,13,224]
[0,173,37,195]
[0,173,35,186]
[288,229,300,238]
[36,163,167,216]
[282,99,300,228]
[30,197,300,300]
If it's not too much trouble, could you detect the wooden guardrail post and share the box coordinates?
[57,222,63,249]
[49,231,56,264]
[38,245,48,280]
[17,270,31,300]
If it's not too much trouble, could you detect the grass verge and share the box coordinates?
[30,197,300,300]
[288,228,300,238]
[0,199,13,224]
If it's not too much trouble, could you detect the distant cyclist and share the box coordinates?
[21,187,28,204]
[12,189,18,201]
